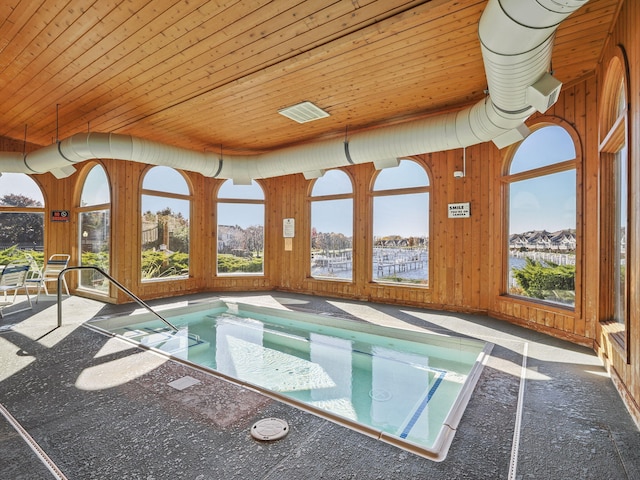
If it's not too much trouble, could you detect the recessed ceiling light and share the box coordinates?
[278,101,330,124]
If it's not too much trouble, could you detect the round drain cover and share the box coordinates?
[250,418,289,441]
[369,388,393,402]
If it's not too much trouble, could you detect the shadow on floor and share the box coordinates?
[0,292,638,479]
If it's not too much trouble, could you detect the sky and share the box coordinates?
[0,172,44,203]
[1,125,577,237]
[508,125,577,234]
[311,161,430,238]
[509,171,575,234]
[81,165,110,205]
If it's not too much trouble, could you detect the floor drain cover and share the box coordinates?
[167,376,200,391]
[250,418,289,441]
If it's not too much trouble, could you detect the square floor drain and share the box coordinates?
[167,376,201,391]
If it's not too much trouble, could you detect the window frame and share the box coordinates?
[140,166,192,282]
[501,122,580,310]
[370,158,431,287]
[76,162,112,295]
[0,173,46,261]
[598,50,631,361]
[215,179,266,276]
[308,168,355,282]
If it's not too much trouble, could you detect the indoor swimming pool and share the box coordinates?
[90,300,492,460]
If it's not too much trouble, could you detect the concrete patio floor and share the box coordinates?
[0,291,639,479]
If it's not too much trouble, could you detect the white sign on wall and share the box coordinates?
[283,218,295,237]
[448,202,471,218]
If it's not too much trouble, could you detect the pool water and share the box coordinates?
[93,301,491,460]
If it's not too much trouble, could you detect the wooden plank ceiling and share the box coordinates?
[0,0,621,156]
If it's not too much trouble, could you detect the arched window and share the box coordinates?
[371,159,430,285]
[216,180,264,275]
[505,125,577,307]
[78,164,111,293]
[309,169,353,281]
[141,166,191,280]
[600,54,629,344]
[0,173,45,263]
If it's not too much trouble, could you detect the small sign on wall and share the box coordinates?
[51,210,70,222]
[283,218,295,238]
[448,202,470,218]
[283,218,295,251]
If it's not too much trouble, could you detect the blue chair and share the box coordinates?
[0,264,33,318]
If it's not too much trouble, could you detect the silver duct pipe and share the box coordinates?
[0,0,588,181]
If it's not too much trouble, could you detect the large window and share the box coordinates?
[505,125,577,307]
[372,159,430,285]
[310,170,354,281]
[216,180,264,275]
[141,166,191,280]
[600,55,629,344]
[613,142,629,327]
[78,164,111,293]
[0,173,45,264]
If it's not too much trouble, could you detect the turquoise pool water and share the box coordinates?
[93,301,491,460]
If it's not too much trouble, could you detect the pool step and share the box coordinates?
[121,327,210,356]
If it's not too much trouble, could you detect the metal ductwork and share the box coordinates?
[0,0,589,181]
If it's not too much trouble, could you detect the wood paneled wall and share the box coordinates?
[592,0,640,427]
[0,84,604,332]
[258,93,598,349]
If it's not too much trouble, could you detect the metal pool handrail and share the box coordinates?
[56,266,179,331]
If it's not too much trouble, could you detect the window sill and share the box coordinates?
[500,294,575,313]
[371,280,429,288]
[141,275,189,283]
[600,320,628,362]
[75,288,116,304]
[310,276,353,283]
[217,273,265,277]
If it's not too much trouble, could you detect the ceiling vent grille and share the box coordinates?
[278,101,330,124]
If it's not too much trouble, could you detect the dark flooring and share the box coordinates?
[0,291,638,479]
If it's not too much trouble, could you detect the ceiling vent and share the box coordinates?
[278,101,330,124]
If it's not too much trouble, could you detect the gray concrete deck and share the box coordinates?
[0,291,639,479]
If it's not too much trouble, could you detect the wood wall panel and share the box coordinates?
[592,0,640,427]
[0,83,601,329]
